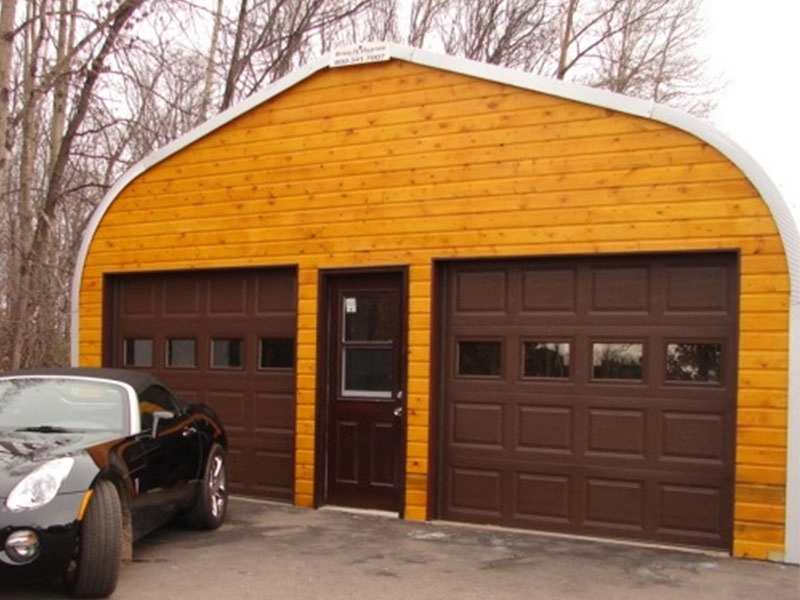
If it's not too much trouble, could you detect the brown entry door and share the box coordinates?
[321,272,406,511]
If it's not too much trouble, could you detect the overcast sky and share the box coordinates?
[702,0,799,210]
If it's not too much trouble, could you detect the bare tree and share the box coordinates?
[400,0,713,114]
[586,0,713,114]
[440,0,554,68]
[333,0,399,48]
[2,0,148,369]
[0,0,17,193]
[407,0,447,48]
[218,0,373,111]
[200,0,223,121]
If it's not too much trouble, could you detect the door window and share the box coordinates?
[340,292,397,398]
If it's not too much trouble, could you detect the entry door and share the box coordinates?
[321,271,406,511]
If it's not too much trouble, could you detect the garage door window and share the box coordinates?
[523,341,570,379]
[166,338,196,368]
[592,342,643,380]
[665,342,721,382]
[457,340,502,377]
[123,338,153,367]
[210,338,244,369]
[259,337,295,369]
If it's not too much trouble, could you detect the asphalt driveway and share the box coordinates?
[7,498,799,599]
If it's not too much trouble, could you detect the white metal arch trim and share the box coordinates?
[69,43,800,563]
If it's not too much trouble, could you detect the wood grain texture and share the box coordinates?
[78,59,789,557]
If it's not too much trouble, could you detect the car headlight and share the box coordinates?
[5,457,75,512]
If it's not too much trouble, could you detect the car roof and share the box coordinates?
[0,368,162,395]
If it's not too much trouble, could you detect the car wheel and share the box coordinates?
[184,443,228,529]
[64,479,122,598]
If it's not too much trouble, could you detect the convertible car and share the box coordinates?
[0,368,228,597]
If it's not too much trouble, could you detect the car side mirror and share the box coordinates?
[151,410,175,437]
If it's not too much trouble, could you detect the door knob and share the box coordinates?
[393,406,403,417]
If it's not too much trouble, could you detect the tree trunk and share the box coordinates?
[199,0,223,121]
[0,0,16,193]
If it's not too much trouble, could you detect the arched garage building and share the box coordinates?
[71,45,799,562]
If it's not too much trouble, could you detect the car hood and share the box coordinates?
[0,430,120,497]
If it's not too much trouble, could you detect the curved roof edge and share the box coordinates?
[69,44,800,563]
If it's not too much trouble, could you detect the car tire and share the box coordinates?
[183,443,228,530]
[64,479,122,598]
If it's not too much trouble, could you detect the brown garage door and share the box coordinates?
[107,267,297,501]
[440,254,737,549]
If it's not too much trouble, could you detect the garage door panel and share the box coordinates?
[522,267,578,313]
[252,450,294,499]
[666,265,731,313]
[586,408,647,458]
[584,477,645,530]
[513,471,573,524]
[252,429,294,454]
[447,466,503,515]
[441,254,736,549]
[660,411,726,462]
[516,405,573,453]
[256,271,296,313]
[163,277,201,316]
[110,267,297,502]
[657,482,727,539]
[590,266,650,313]
[208,273,249,316]
[206,390,248,432]
[451,402,504,448]
[454,270,508,313]
[120,279,156,317]
[225,447,246,492]
[254,391,295,431]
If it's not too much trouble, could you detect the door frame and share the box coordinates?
[314,266,409,515]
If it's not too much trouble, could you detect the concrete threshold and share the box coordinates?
[429,518,731,560]
[319,505,400,519]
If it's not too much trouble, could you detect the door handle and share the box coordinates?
[393,406,403,417]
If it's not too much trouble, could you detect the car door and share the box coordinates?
[133,385,203,530]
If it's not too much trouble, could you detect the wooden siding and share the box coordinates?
[78,59,789,559]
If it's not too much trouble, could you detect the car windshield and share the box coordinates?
[0,377,128,433]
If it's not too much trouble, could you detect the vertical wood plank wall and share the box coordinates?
[78,59,788,559]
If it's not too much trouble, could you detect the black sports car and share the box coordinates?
[0,368,228,597]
